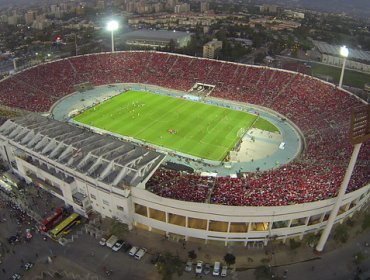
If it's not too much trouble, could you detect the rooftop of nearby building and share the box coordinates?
[124,29,192,41]
[313,40,370,63]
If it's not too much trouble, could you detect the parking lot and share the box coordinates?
[1,171,368,280]
[0,184,233,280]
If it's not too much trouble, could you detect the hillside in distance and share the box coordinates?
[255,0,370,18]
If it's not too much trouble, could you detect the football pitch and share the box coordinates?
[73,90,277,161]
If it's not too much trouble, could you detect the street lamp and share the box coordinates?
[107,20,119,53]
[338,45,349,88]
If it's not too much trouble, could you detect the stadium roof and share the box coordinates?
[124,29,191,41]
[313,40,370,63]
[0,115,165,188]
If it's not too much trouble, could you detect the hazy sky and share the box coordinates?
[257,0,370,18]
[0,0,369,17]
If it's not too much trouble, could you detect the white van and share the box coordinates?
[129,246,139,256]
[221,265,227,277]
[134,248,147,260]
[105,235,118,248]
[213,261,221,276]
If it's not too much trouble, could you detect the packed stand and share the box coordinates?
[0,51,368,206]
[147,169,211,203]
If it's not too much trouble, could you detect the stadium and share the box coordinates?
[0,51,368,246]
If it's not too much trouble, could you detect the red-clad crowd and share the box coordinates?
[146,169,212,203]
[0,51,368,206]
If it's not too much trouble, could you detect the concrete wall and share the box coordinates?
[131,185,369,244]
[0,136,369,245]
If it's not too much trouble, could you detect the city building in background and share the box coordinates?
[313,41,370,74]
[203,39,222,59]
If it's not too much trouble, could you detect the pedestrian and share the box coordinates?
[2,268,5,273]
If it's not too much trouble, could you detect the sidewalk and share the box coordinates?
[108,204,369,270]
[27,256,105,280]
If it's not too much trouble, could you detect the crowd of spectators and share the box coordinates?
[0,51,368,206]
[146,169,211,203]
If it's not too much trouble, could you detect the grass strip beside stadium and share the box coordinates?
[74,90,278,161]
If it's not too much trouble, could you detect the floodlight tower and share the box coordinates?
[316,105,370,252]
[338,46,349,88]
[13,58,18,72]
[107,20,119,53]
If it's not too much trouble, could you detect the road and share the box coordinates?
[0,189,369,280]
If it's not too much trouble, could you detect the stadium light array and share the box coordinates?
[107,20,119,53]
[338,45,349,88]
[340,45,349,58]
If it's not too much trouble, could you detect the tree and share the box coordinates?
[254,265,273,280]
[289,239,301,250]
[156,252,183,280]
[305,233,320,248]
[254,52,265,64]
[354,251,368,265]
[224,253,236,266]
[108,216,128,237]
[333,224,349,244]
[188,250,197,260]
[362,213,370,230]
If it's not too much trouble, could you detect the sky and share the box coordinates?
[0,0,369,18]
[258,0,370,17]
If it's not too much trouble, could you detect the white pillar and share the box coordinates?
[316,143,362,252]
[111,31,115,53]
[13,59,17,72]
[75,34,78,56]
[338,57,347,88]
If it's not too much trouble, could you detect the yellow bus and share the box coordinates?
[49,213,80,238]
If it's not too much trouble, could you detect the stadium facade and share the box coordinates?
[0,51,368,245]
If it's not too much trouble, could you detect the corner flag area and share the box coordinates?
[73,90,278,161]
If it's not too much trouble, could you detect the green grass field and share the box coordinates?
[74,90,278,161]
[253,118,279,133]
[310,63,370,89]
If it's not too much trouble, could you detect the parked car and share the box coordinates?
[134,248,147,260]
[10,274,21,280]
[112,240,125,252]
[99,236,110,246]
[23,262,34,270]
[221,265,227,277]
[213,261,221,276]
[122,242,132,252]
[7,235,19,244]
[129,246,139,256]
[105,235,118,248]
[25,229,32,240]
[195,260,203,274]
[150,253,161,265]
[203,263,211,275]
[184,261,192,272]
